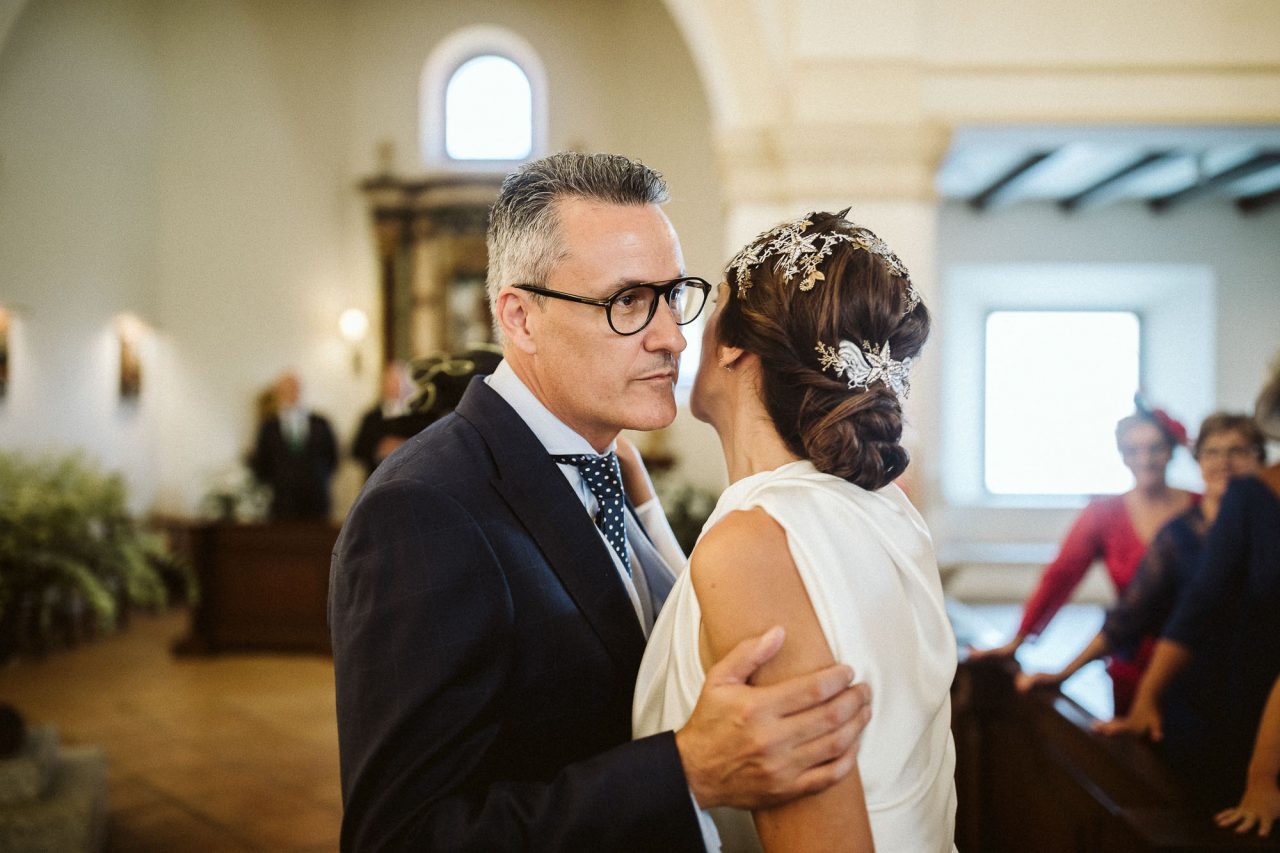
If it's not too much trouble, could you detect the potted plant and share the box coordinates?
[0,452,192,661]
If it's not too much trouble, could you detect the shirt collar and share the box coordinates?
[485,360,614,457]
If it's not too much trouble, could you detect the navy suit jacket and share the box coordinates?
[249,412,337,520]
[329,378,704,851]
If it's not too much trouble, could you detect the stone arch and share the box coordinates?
[658,0,782,131]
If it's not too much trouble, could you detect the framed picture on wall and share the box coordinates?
[0,308,9,398]
[119,327,141,399]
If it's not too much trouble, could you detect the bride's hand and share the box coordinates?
[615,435,656,505]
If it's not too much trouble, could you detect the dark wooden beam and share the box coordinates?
[1058,151,1176,213]
[967,151,1055,212]
[1149,151,1280,213]
[1236,185,1280,214]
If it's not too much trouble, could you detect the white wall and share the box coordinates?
[148,0,361,513]
[0,0,161,511]
[2,0,1276,534]
[0,0,722,517]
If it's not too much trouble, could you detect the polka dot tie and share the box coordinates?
[553,452,631,576]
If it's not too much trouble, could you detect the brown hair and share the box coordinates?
[1194,411,1267,462]
[715,212,930,490]
[1115,412,1169,449]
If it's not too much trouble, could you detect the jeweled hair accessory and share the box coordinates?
[816,339,913,405]
[727,212,921,315]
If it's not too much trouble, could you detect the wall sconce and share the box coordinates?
[114,312,146,399]
[0,306,10,399]
[339,308,369,374]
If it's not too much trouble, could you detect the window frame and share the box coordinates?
[421,26,547,173]
[443,54,535,162]
[941,263,1214,509]
[980,307,1144,498]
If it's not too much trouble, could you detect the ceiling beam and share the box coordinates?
[1058,151,1176,213]
[1149,151,1280,213]
[967,151,1054,212]
[1237,185,1280,214]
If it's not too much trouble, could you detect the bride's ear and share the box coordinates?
[717,345,748,372]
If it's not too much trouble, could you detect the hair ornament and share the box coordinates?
[727,211,921,315]
[1133,393,1188,447]
[816,339,913,405]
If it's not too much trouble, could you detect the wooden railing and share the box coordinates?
[953,658,1279,852]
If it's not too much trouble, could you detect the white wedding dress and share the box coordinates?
[633,460,958,852]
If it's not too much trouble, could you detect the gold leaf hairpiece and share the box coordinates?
[726,212,921,314]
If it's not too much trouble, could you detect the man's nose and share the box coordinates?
[643,302,688,353]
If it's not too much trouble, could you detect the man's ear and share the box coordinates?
[496,290,538,355]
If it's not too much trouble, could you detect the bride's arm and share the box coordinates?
[691,507,874,853]
[616,435,688,572]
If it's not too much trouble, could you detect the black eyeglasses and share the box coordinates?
[513,276,711,336]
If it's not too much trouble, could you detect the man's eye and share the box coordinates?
[616,294,639,309]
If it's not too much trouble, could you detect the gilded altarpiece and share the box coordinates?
[361,175,503,362]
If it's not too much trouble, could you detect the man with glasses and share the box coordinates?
[330,152,870,851]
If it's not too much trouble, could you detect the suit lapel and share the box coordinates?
[455,379,648,674]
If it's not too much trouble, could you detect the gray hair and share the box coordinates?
[486,152,669,337]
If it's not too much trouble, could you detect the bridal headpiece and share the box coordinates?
[816,339,913,405]
[726,211,920,316]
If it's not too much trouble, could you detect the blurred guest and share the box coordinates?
[1215,673,1280,838]
[1016,413,1264,699]
[248,372,338,521]
[971,403,1196,712]
[351,361,413,477]
[1099,367,1280,812]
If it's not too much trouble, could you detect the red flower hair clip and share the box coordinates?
[1151,408,1188,447]
[1134,394,1188,447]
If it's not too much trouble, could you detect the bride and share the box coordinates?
[631,212,958,852]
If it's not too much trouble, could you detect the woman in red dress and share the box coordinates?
[972,406,1196,713]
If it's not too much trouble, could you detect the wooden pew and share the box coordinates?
[953,657,1280,852]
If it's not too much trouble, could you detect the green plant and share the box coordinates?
[198,463,270,522]
[0,451,191,659]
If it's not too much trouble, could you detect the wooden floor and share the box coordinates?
[0,601,1113,852]
[0,610,341,852]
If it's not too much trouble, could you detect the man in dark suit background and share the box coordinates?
[249,371,338,520]
[329,153,870,851]
[351,360,418,478]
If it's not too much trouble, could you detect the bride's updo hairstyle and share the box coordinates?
[717,211,930,490]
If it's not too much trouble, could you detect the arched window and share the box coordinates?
[422,27,547,170]
[445,55,532,161]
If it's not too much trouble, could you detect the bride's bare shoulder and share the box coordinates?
[690,507,791,585]
[691,506,836,687]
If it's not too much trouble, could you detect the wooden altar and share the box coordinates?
[172,521,339,654]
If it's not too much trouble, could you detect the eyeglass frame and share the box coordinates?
[1196,444,1262,462]
[512,276,712,336]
